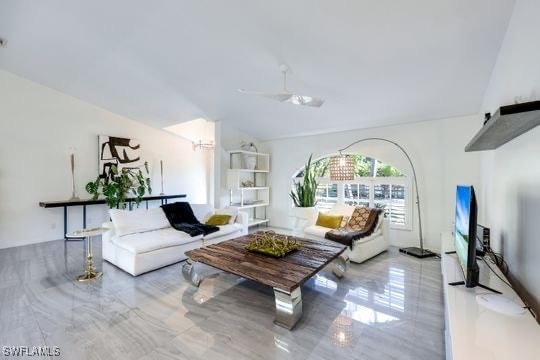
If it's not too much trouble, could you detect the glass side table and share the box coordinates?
[66,227,108,281]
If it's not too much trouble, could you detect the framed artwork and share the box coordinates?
[98,135,144,181]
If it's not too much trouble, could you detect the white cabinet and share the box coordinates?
[227,150,270,227]
[440,232,539,360]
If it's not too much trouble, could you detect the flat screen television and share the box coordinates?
[454,185,479,287]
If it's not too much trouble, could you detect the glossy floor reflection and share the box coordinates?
[0,238,445,360]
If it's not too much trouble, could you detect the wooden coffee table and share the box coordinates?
[182,234,349,329]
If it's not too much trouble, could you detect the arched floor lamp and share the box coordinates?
[329,137,435,258]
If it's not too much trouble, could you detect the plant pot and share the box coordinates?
[294,206,317,220]
[292,206,318,235]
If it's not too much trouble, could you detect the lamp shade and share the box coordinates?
[329,155,354,181]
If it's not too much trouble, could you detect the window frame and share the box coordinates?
[314,175,413,231]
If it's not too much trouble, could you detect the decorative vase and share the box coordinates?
[244,154,257,170]
[69,152,79,201]
[159,160,165,195]
[241,142,258,170]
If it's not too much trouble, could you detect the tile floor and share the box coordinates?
[0,235,445,359]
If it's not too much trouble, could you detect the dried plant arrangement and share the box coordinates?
[244,231,302,257]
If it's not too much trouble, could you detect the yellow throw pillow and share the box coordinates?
[205,214,231,226]
[316,213,343,229]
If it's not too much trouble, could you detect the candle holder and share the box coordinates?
[69,152,80,201]
[160,160,165,195]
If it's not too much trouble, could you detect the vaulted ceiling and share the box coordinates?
[0,0,515,140]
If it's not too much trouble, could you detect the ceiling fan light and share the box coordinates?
[290,95,309,105]
[239,65,324,107]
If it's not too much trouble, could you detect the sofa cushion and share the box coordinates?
[204,224,243,240]
[190,203,214,222]
[315,212,343,229]
[340,216,350,228]
[205,214,231,226]
[112,228,202,254]
[347,207,372,230]
[110,208,171,237]
[329,204,356,217]
[304,225,332,238]
[217,208,238,224]
[202,208,238,225]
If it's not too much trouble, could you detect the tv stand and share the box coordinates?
[444,251,502,294]
[440,232,538,360]
[448,281,502,294]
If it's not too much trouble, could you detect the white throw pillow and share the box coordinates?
[110,207,171,237]
[330,204,356,217]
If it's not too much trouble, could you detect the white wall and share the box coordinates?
[479,0,540,316]
[0,71,210,249]
[164,117,216,210]
[262,115,481,251]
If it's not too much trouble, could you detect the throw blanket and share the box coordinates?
[325,207,382,248]
[161,202,219,237]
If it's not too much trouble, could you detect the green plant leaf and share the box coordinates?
[85,162,152,208]
[290,154,320,207]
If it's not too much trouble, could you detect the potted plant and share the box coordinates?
[290,154,323,230]
[85,162,152,209]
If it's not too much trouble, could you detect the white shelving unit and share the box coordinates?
[227,150,270,228]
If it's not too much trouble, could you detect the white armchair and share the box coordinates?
[302,204,390,263]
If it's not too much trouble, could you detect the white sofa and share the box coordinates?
[102,204,248,276]
[302,204,390,264]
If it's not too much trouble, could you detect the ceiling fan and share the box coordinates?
[238,64,324,107]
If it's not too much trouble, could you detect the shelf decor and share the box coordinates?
[228,149,270,227]
[68,150,80,201]
[240,141,258,169]
[244,231,301,257]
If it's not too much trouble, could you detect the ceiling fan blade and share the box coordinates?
[238,89,292,102]
[239,65,324,108]
[288,94,325,107]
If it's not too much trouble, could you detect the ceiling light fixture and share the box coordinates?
[192,140,214,151]
[329,154,355,181]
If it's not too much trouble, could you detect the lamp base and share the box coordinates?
[399,247,436,259]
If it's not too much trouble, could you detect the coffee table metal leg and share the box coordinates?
[182,258,202,287]
[333,253,350,278]
[274,287,302,330]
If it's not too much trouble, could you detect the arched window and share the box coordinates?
[293,154,411,230]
